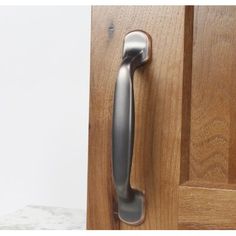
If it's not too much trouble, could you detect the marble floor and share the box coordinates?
[0,205,86,230]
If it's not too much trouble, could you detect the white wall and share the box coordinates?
[0,6,90,216]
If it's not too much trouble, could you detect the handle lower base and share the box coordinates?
[118,190,145,225]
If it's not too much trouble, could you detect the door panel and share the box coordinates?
[188,6,236,184]
[178,6,236,229]
[87,6,236,230]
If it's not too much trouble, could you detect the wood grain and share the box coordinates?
[87,6,187,229]
[189,6,236,183]
[86,7,120,230]
[179,185,236,229]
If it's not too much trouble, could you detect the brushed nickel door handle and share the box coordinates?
[112,30,151,225]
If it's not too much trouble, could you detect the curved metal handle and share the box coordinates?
[112,31,151,225]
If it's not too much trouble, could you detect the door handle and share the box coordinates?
[112,30,151,225]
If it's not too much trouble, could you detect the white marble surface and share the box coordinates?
[0,205,86,230]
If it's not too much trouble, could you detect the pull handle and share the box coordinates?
[112,30,151,225]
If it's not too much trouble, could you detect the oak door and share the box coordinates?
[87,6,236,229]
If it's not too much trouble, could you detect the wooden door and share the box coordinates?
[87,6,236,229]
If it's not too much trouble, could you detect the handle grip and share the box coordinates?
[112,31,151,225]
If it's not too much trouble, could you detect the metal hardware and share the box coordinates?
[112,30,151,225]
